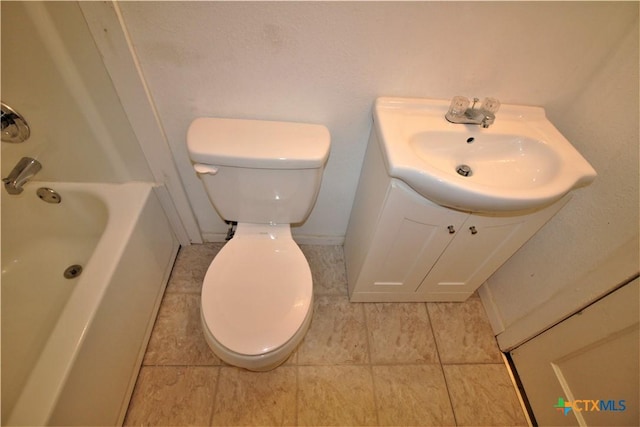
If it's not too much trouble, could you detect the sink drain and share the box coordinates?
[64,264,83,279]
[456,164,472,177]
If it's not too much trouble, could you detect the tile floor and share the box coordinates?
[124,244,528,426]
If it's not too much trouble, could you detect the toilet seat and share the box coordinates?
[200,223,312,360]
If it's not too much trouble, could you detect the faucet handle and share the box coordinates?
[481,97,500,114]
[448,96,470,117]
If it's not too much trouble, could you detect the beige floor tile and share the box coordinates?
[427,296,503,363]
[143,293,221,366]
[124,366,218,426]
[299,245,348,296]
[298,366,377,426]
[365,303,439,364]
[166,243,225,293]
[211,366,297,426]
[127,245,528,427]
[443,364,528,426]
[373,365,455,426]
[297,295,369,365]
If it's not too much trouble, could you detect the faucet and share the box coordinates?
[445,96,500,128]
[3,157,42,194]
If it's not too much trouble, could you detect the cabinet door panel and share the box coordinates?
[418,215,528,296]
[356,181,466,293]
[417,198,567,300]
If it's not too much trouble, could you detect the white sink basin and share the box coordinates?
[374,97,596,212]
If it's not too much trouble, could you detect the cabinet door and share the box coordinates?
[417,214,525,300]
[355,181,467,293]
[417,211,546,301]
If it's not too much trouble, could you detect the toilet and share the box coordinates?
[186,117,330,371]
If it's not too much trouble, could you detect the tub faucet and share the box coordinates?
[3,157,42,194]
[445,96,500,128]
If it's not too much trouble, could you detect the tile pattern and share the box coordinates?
[428,296,504,364]
[125,243,527,426]
[444,364,528,426]
[373,365,455,426]
[365,303,439,364]
[297,296,369,365]
[143,293,220,366]
[212,367,297,426]
[298,365,377,426]
[125,366,218,426]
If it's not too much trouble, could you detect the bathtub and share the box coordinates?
[1,182,179,426]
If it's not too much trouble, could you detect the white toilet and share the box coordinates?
[186,117,330,371]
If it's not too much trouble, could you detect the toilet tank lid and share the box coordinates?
[187,118,330,169]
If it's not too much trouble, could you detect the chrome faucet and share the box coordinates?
[445,96,500,128]
[3,157,42,194]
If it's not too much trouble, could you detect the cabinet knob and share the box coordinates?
[448,225,456,234]
[469,226,478,235]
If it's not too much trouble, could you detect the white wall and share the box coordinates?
[1,2,152,183]
[117,1,637,242]
[482,15,639,348]
[5,1,631,343]
[111,2,638,339]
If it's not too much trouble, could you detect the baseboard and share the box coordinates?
[292,234,345,245]
[478,281,506,337]
[200,232,228,243]
[199,231,345,246]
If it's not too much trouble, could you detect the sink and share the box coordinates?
[409,132,561,189]
[374,97,596,212]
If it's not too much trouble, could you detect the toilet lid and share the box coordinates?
[201,235,312,356]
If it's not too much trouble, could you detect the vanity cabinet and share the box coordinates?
[344,132,569,302]
[416,208,553,301]
[346,179,468,296]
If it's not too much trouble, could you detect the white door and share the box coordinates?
[510,278,639,426]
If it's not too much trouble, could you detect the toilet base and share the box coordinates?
[200,298,313,371]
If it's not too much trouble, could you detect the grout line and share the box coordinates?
[208,366,221,426]
[361,302,381,426]
[140,363,223,368]
[424,302,443,366]
[360,303,374,366]
[294,364,299,426]
[425,301,459,426]
[438,362,514,367]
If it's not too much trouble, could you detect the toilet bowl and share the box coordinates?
[186,117,330,371]
[200,223,313,371]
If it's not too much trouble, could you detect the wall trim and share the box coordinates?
[201,232,345,246]
[492,233,639,351]
[78,1,201,245]
[478,282,506,336]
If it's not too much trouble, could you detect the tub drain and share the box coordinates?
[37,187,62,204]
[64,264,83,279]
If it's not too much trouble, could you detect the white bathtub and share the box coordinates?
[1,182,179,426]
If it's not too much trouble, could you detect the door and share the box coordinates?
[510,278,639,426]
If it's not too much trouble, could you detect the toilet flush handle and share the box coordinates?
[194,164,219,175]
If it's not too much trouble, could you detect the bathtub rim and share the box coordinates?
[6,181,177,426]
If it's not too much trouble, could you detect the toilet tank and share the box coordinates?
[187,118,330,224]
